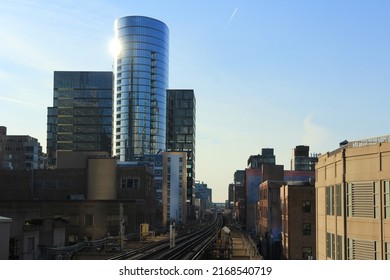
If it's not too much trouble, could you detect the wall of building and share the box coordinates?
[316,142,390,260]
[162,152,187,225]
[87,157,116,200]
[281,184,315,260]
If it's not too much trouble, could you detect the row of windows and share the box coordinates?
[57,134,105,142]
[54,89,112,99]
[118,48,168,62]
[119,35,168,50]
[116,85,167,95]
[120,178,140,189]
[57,143,103,150]
[116,59,169,73]
[33,180,71,189]
[117,24,168,40]
[57,117,111,126]
[116,113,167,123]
[116,77,167,87]
[115,145,163,156]
[54,99,112,108]
[54,125,112,134]
[326,233,343,260]
[54,72,112,89]
[57,108,112,116]
[326,181,390,219]
[326,185,342,216]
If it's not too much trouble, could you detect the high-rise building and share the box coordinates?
[166,89,196,210]
[46,71,113,166]
[112,16,169,161]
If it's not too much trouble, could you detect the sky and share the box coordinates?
[1,0,390,202]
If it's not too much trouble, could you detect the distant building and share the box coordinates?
[231,183,245,223]
[229,170,245,217]
[166,89,196,218]
[247,148,275,169]
[290,145,319,171]
[245,161,283,234]
[234,170,245,185]
[195,181,213,218]
[316,135,390,260]
[46,71,113,166]
[0,126,43,170]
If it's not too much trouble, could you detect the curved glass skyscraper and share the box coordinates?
[113,16,169,161]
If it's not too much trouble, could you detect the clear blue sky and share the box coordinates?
[1,0,389,202]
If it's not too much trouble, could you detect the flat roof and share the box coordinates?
[0,216,12,223]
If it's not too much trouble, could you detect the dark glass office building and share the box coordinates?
[166,89,196,209]
[112,16,169,161]
[47,71,113,166]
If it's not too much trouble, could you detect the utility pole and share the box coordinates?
[169,221,176,248]
[119,203,124,250]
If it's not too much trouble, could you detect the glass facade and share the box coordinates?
[113,16,169,161]
[166,89,196,205]
[47,71,113,166]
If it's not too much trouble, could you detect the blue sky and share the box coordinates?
[1,0,389,202]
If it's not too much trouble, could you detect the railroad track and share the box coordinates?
[109,213,223,260]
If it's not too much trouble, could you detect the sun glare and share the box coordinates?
[109,38,121,57]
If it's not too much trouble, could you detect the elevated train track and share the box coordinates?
[109,213,224,260]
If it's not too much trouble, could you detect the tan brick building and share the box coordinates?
[316,136,390,260]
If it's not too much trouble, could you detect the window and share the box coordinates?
[120,178,140,189]
[326,233,335,259]
[336,235,342,260]
[374,182,379,218]
[302,247,312,259]
[302,200,311,213]
[336,184,342,216]
[303,223,311,235]
[384,181,390,219]
[347,183,352,217]
[84,214,94,226]
[385,242,390,260]
[326,186,334,216]
[27,237,35,251]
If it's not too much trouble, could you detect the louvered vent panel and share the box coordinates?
[352,183,374,218]
[353,240,375,260]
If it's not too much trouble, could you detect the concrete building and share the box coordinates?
[316,135,390,260]
[0,126,43,170]
[46,71,113,166]
[162,152,187,225]
[112,16,169,161]
[280,182,316,260]
[166,89,196,219]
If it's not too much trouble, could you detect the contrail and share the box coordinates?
[0,96,40,107]
[229,8,238,24]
